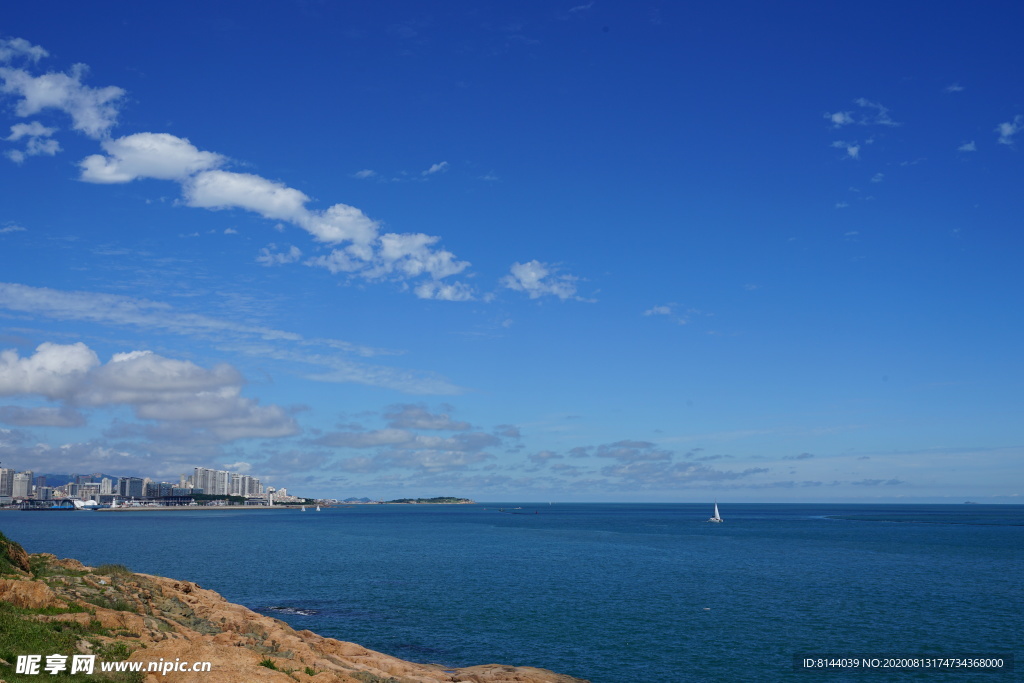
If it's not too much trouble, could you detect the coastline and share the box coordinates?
[0,531,588,682]
[2,501,479,512]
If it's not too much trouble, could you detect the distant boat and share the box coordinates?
[708,502,723,523]
[301,505,306,512]
[315,505,321,512]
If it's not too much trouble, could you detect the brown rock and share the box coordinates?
[0,578,60,609]
[0,553,590,683]
[0,533,31,573]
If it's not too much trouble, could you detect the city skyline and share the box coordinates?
[0,465,268,500]
[1,2,1022,502]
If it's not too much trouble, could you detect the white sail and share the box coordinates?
[708,501,723,522]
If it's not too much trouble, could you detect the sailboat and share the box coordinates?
[708,501,723,523]
[315,505,321,512]
[301,505,306,512]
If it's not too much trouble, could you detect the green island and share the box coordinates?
[384,497,474,504]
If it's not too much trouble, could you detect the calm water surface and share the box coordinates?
[3,503,1021,682]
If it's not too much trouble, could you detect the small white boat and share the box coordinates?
[315,505,321,512]
[301,505,306,512]
[708,502,723,523]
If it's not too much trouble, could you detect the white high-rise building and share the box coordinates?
[12,471,33,498]
[192,466,263,497]
[0,468,14,497]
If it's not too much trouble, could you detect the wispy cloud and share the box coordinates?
[422,160,449,176]
[995,115,1022,145]
[502,260,587,301]
[256,244,302,266]
[824,111,855,127]
[643,302,699,325]
[831,140,860,159]
[0,282,466,395]
[854,98,899,126]
[825,99,900,129]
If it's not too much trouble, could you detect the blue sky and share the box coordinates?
[1,1,1021,502]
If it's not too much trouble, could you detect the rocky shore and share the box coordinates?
[0,532,588,683]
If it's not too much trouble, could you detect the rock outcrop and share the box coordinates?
[0,538,588,683]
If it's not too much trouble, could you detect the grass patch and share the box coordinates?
[94,564,133,577]
[0,602,139,682]
[18,601,87,616]
[351,673,403,683]
[94,640,133,661]
[0,530,30,576]
[259,657,278,670]
[83,595,136,612]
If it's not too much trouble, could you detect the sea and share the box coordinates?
[3,503,1021,682]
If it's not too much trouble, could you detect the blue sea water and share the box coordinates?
[2,503,1021,682]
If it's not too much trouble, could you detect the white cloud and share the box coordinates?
[0,62,124,138]
[996,115,1022,145]
[958,141,977,152]
[825,111,854,127]
[78,349,243,407]
[422,161,449,176]
[0,282,468,395]
[0,343,297,442]
[0,224,27,234]
[353,169,376,179]
[307,232,472,296]
[384,403,470,431]
[184,169,310,222]
[825,99,899,132]
[944,83,964,93]
[1,39,479,302]
[0,37,49,63]
[854,98,899,126]
[414,280,475,301]
[6,120,55,140]
[256,244,302,266]
[871,172,884,183]
[5,120,60,162]
[502,260,582,300]
[301,202,380,245]
[79,132,224,183]
[644,305,673,316]
[832,140,860,159]
[374,232,470,279]
[0,342,99,400]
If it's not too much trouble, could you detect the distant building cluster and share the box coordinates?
[0,466,283,507]
[187,467,263,498]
